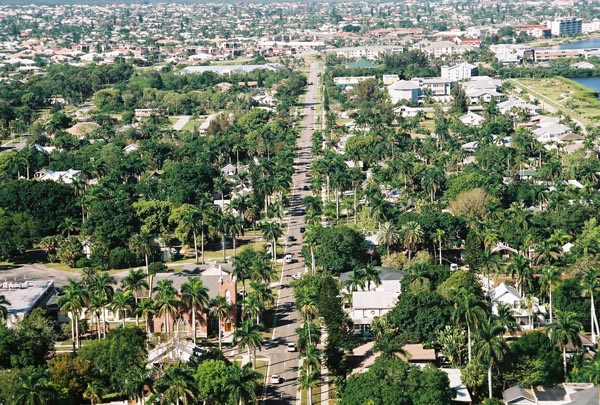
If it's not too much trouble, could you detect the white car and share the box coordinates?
[284,254,294,264]
[287,342,297,352]
[291,273,301,280]
[270,374,284,384]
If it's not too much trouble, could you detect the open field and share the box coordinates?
[510,76,600,126]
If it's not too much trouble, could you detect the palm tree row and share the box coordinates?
[59,268,233,349]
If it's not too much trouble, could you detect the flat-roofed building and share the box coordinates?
[1,280,55,327]
[550,17,583,36]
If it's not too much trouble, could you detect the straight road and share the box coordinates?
[262,62,320,404]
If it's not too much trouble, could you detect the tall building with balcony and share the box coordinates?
[550,17,583,36]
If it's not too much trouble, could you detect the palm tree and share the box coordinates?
[178,205,203,263]
[111,289,133,328]
[213,211,230,262]
[494,302,518,337]
[83,381,104,405]
[180,277,210,344]
[260,221,282,263]
[361,262,381,291]
[89,273,115,338]
[121,268,149,304]
[151,363,197,405]
[242,294,265,324]
[344,268,366,293]
[453,289,488,363]
[225,362,260,405]
[401,221,423,260]
[88,294,105,339]
[248,281,275,308]
[12,368,59,405]
[58,279,86,351]
[129,231,155,274]
[233,320,263,369]
[474,318,508,399]
[210,295,231,350]
[540,266,562,324]
[547,311,583,376]
[299,365,320,405]
[214,175,231,211]
[374,331,408,359]
[508,254,532,296]
[58,217,80,237]
[0,294,11,322]
[434,229,445,265]
[376,221,400,256]
[154,279,179,335]
[122,365,150,405]
[580,268,600,345]
[227,214,244,258]
[304,225,321,273]
[136,298,155,339]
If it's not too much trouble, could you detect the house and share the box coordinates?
[340,267,407,334]
[498,97,540,116]
[532,117,571,144]
[382,74,400,85]
[398,343,436,365]
[151,263,237,341]
[220,163,236,176]
[34,169,81,184]
[34,144,57,154]
[441,62,478,82]
[571,61,595,69]
[503,383,597,404]
[460,112,485,127]
[489,282,545,329]
[179,64,284,76]
[333,76,375,90]
[394,106,423,118]
[1,280,55,328]
[388,80,422,104]
[123,143,141,154]
[412,77,453,96]
[441,369,473,404]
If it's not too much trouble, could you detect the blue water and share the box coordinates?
[556,37,600,49]
[572,77,600,94]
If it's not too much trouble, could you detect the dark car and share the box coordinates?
[303,185,310,191]
[288,235,297,242]
[300,226,306,233]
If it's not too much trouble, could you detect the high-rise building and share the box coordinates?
[550,17,583,36]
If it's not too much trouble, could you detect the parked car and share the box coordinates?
[287,342,297,352]
[270,374,284,384]
[285,254,294,264]
[287,235,297,242]
[300,226,306,233]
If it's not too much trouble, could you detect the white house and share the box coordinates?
[388,80,422,104]
[532,117,571,144]
[489,282,545,329]
[441,62,478,82]
[34,169,81,184]
[460,111,485,127]
[340,267,407,334]
[498,97,540,116]
[123,143,141,154]
[503,383,596,405]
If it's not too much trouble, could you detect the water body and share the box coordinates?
[571,77,600,94]
[555,37,600,49]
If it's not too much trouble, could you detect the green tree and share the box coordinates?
[540,266,562,324]
[151,363,197,405]
[453,289,488,363]
[0,295,10,322]
[58,279,86,351]
[401,221,423,260]
[260,221,282,263]
[210,295,231,351]
[474,318,507,399]
[129,231,156,274]
[233,320,263,369]
[547,311,583,376]
[181,277,210,344]
[153,279,179,335]
[225,362,260,405]
[110,289,133,328]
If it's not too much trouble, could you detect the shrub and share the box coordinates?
[148,262,168,275]
[109,247,135,269]
[75,258,90,268]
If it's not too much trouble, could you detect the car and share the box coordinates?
[270,374,284,384]
[300,226,306,233]
[287,342,297,352]
[310,106,315,110]
[291,273,301,280]
[303,185,310,191]
[285,254,294,264]
[287,235,297,242]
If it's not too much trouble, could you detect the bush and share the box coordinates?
[109,247,136,269]
[148,262,168,275]
[75,258,90,268]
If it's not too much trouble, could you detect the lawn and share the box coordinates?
[511,77,600,125]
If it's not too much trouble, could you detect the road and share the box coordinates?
[262,62,320,404]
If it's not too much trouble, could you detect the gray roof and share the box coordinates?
[571,385,599,405]
[534,385,566,402]
[502,385,536,404]
[340,266,407,284]
[389,80,420,91]
[180,64,283,75]
[152,262,233,299]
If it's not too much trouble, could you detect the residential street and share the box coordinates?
[262,62,320,405]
